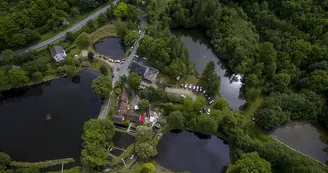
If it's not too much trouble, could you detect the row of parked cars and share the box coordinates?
[98,55,125,64]
[181,83,205,93]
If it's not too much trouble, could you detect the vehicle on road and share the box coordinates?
[200,87,203,92]
[108,59,114,62]
[184,84,188,89]
[196,86,199,92]
[181,95,186,98]
[188,84,192,90]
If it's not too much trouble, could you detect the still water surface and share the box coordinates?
[270,121,328,164]
[94,38,125,59]
[174,30,245,110]
[0,70,101,162]
[155,130,230,173]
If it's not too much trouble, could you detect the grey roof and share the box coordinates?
[50,45,65,57]
[129,61,148,76]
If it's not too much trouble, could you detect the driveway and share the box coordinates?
[165,87,197,101]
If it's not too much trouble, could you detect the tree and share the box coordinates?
[138,99,149,111]
[168,110,185,129]
[141,163,155,173]
[135,142,158,160]
[196,115,218,133]
[214,98,230,110]
[0,70,7,87]
[124,30,139,47]
[0,152,11,170]
[65,32,76,43]
[75,32,91,49]
[97,13,108,25]
[114,2,128,19]
[64,65,76,77]
[33,71,43,80]
[136,126,154,143]
[81,119,115,167]
[193,96,206,113]
[91,75,112,98]
[127,72,142,91]
[168,59,187,78]
[115,20,128,39]
[202,61,220,96]
[8,69,29,86]
[99,65,108,75]
[256,105,290,130]
[229,152,271,173]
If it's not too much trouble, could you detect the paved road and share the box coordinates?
[13,1,119,55]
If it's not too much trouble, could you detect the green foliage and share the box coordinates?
[127,72,142,91]
[214,98,230,110]
[115,20,128,39]
[63,65,76,77]
[141,163,155,173]
[229,152,271,173]
[168,110,185,129]
[138,99,149,111]
[114,2,128,19]
[136,126,154,143]
[0,152,11,170]
[81,118,115,167]
[33,71,43,80]
[201,61,220,96]
[66,56,74,65]
[135,142,158,161]
[8,69,29,86]
[123,119,130,126]
[124,30,139,47]
[75,32,91,49]
[91,75,112,98]
[99,65,108,75]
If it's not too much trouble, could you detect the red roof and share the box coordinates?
[139,115,145,123]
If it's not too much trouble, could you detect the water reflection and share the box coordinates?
[173,30,246,110]
[94,38,125,59]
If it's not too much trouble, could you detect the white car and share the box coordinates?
[193,86,196,90]
[138,30,141,34]
[207,108,211,114]
[181,95,186,98]
[184,84,188,89]
[209,100,214,105]
[134,54,139,58]
[200,87,203,92]
[188,84,192,90]
[203,90,206,94]
[129,154,134,160]
[196,86,199,92]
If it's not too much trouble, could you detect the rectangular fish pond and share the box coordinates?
[109,132,135,157]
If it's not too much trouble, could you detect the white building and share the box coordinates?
[50,45,66,62]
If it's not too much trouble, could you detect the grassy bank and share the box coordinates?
[91,24,118,43]
[10,158,74,168]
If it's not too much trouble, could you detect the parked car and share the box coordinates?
[120,60,124,64]
[207,96,213,101]
[203,90,206,94]
[208,100,214,105]
[103,56,108,60]
[196,86,199,92]
[108,59,114,62]
[188,84,192,90]
[129,154,135,160]
[207,108,211,114]
[181,95,186,98]
[193,86,196,90]
[138,30,141,34]
[200,87,203,92]
[202,107,207,113]
[181,83,184,87]
[184,84,188,89]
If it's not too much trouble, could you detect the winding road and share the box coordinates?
[10,1,119,55]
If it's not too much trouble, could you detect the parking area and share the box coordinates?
[165,87,197,101]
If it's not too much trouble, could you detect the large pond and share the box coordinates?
[155,130,230,173]
[94,38,125,59]
[0,70,102,162]
[270,121,328,164]
[174,30,245,110]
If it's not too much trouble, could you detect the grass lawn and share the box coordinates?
[90,24,117,43]
[182,75,200,85]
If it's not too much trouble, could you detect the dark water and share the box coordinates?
[174,30,245,110]
[112,132,135,149]
[270,122,328,164]
[94,38,125,59]
[155,130,230,173]
[0,70,102,162]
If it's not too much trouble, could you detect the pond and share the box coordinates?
[155,130,230,173]
[270,121,328,164]
[94,38,125,59]
[112,132,135,149]
[0,70,102,163]
[174,30,245,110]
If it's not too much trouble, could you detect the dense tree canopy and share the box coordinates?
[201,61,220,96]
[229,152,271,173]
[0,0,107,50]
[91,75,112,98]
[127,72,142,91]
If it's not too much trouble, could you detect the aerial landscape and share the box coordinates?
[0,0,328,173]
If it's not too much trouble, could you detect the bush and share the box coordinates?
[99,65,108,75]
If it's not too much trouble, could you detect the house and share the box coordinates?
[129,61,159,83]
[50,45,66,62]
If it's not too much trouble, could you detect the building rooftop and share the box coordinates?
[129,61,148,76]
[50,45,65,57]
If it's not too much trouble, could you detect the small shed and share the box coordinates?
[50,45,66,62]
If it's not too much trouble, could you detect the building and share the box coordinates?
[129,61,159,83]
[50,45,66,62]
[112,89,144,125]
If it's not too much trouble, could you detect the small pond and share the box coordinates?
[112,132,135,149]
[94,38,125,59]
[270,121,328,164]
[174,30,246,110]
[0,70,102,163]
[155,130,230,173]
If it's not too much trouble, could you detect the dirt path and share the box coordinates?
[165,87,197,101]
